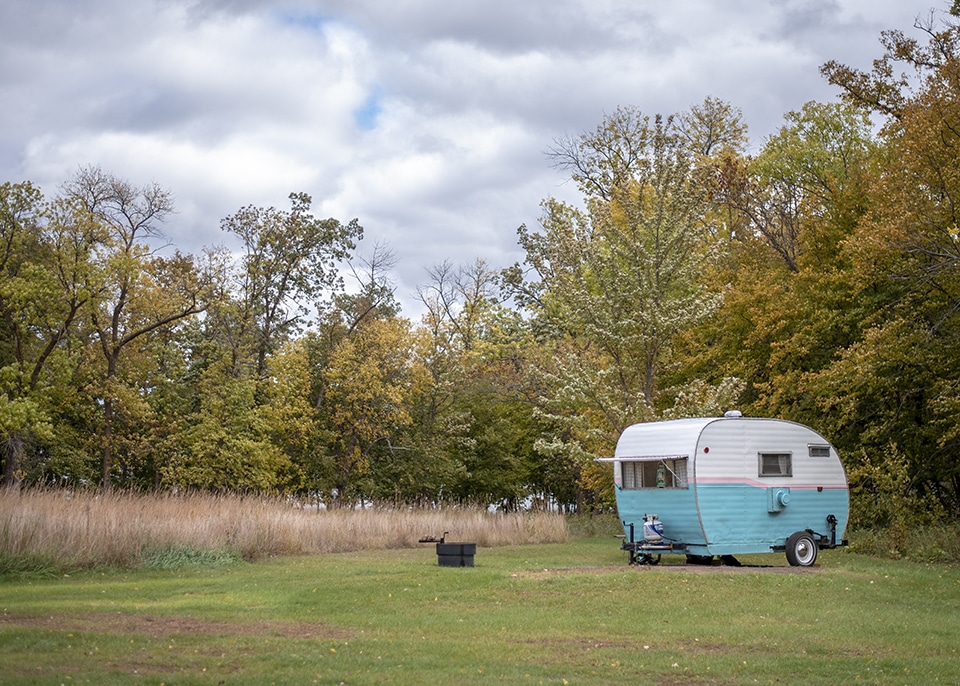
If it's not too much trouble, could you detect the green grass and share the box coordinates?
[1,538,959,685]
[141,544,245,570]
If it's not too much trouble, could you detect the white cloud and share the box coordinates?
[0,0,940,316]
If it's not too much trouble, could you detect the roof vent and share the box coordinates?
[724,410,743,418]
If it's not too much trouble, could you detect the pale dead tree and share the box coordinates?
[418,258,499,352]
[337,240,400,334]
[546,105,653,202]
[676,96,749,158]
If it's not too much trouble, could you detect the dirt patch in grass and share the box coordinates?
[634,561,823,574]
[0,611,355,640]
[513,563,823,579]
[516,636,639,652]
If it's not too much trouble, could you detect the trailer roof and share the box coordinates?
[613,417,719,460]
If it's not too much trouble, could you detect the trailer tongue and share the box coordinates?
[621,517,687,565]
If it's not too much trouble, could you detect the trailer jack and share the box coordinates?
[808,515,849,551]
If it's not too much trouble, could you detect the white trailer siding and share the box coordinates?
[693,418,848,554]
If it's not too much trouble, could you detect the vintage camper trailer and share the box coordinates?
[605,413,848,566]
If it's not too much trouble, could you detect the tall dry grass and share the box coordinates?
[0,488,568,572]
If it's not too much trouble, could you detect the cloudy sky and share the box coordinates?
[0,0,943,316]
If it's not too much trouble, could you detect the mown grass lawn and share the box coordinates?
[1,537,958,685]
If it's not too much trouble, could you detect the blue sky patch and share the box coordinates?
[354,88,382,131]
[274,10,329,32]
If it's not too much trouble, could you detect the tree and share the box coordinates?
[331,241,401,332]
[0,183,105,486]
[63,167,207,489]
[318,317,427,505]
[505,108,738,514]
[413,259,499,451]
[219,192,362,380]
[677,96,749,158]
[413,258,546,507]
[418,258,500,354]
[546,105,655,202]
[0,181,54,485]
[162,359,291,492]
[815,11,960,510]
[675,100,879,430]
[508,111,721,424]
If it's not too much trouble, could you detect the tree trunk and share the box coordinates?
[644,356,655,406]
[101,396,114,491]
[2,430,25,490]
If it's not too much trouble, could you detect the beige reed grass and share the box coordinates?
[0,488,569,569]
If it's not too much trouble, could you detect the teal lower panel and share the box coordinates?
[615,485,848,557]
[696,484,848,555]
[615,488,705,547]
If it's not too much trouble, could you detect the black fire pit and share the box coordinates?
[435,542,476,567]
[419,532,476,567]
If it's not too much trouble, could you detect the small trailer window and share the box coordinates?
[759,452,792,477]
[808,445,831,458]
[621,458,688,489]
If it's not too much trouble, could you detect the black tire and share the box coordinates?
[785,531,818,567]
[686,554,714,565]
[720,555,742,567]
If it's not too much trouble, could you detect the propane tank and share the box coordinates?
[642,514,664,543]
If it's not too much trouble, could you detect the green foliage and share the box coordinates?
[847,444,947,532]
[54,167,209,489]
[408,259,555,507]
[162,363,291,491]
[0,552,61,578]
[803,14,960,514]
[448,390,537,508]
[0,396,52,442]
[844,410,960,564]
[686,100,877,403]
[850,523,960,563]
[514,114,709,420]
[317,316,426,503]
[564,512,623,537]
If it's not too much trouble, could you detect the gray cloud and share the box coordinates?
[0,0,939,316]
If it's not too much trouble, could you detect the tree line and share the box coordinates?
[3,9,960,523]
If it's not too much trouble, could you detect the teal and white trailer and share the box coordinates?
[604,412,849,566]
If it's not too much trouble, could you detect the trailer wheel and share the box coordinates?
[785,531,818,566]
[686,554,714,565]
